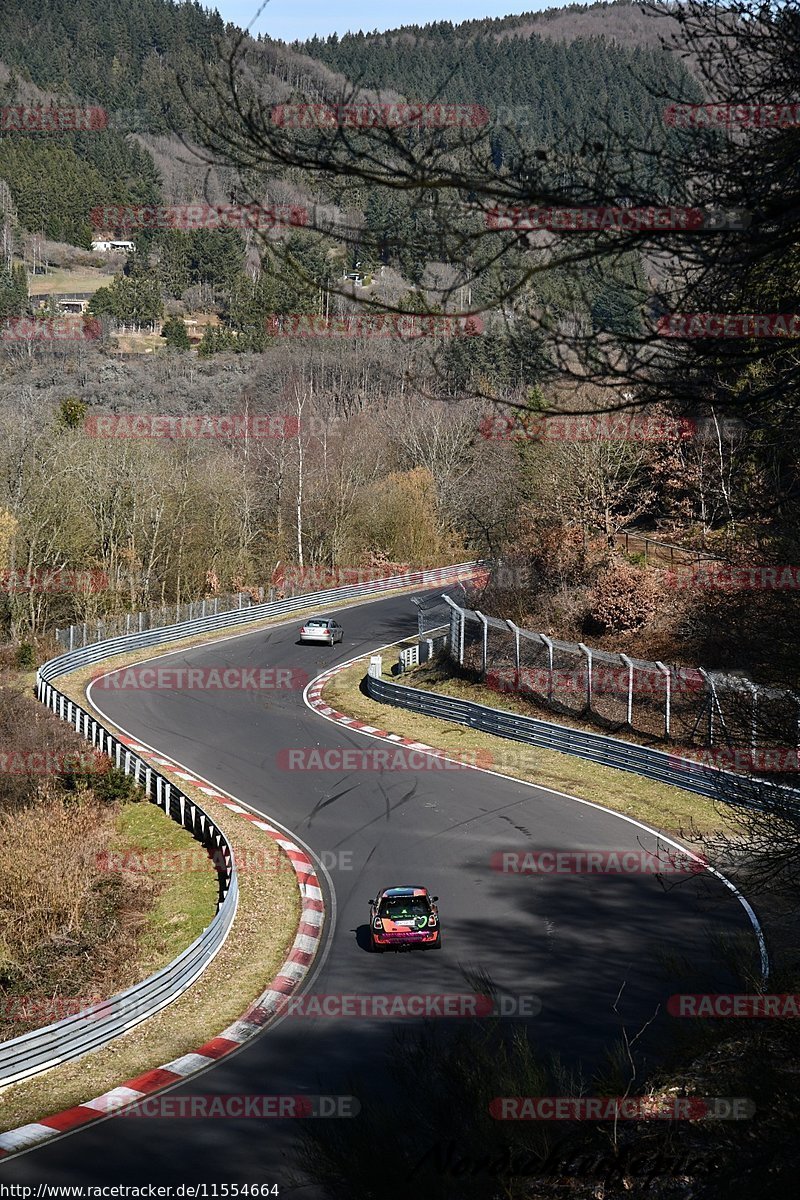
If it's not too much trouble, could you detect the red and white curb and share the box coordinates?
[306,662,453,759]
[0,739,324,1161]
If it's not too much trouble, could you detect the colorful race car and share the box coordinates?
[369,885,441,952]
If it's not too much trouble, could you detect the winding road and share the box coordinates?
[0,590,762,1193]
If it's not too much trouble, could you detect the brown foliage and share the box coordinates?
[586,557,661,634]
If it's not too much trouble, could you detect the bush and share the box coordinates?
[66,764,141,805]
[15,642,35,669]
[586,558,660,634]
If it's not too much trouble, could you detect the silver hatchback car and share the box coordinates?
[299,617,344,645]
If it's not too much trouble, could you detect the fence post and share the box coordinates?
[475,611,489,677]
[69,625,74,652]
[409,596,423,638]
[540,635,555,702]
[699,668,718,745]
[442,594,466,665]
[578,642,593,709]
[506,620,521,682]
[655,661,671,738]
[619,653,634,726]
[742,680,758,756]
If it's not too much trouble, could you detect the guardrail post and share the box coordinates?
[475,611,489,676]
[578,642,593,709]
[619,653,634,726]
[655,661,671,738]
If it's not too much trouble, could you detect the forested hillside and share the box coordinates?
[304,21,699,188]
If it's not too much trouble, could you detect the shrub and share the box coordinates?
[15,642,35,669]
[586,558,660,634]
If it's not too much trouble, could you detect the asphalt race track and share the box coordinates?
[0,590,763,1194]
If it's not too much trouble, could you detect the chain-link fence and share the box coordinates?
[410,583,472,636]
[443,598,800,771]
[55,593,260,651]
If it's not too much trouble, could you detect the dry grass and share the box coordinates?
[0,791,118,984]
[322,651,727,840]
[0,795,218,1045]
[0,794,300,1131]
[27,268,108,295]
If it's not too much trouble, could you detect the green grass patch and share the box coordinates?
[112,801,218,971]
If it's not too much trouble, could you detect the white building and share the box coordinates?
[92,240,136,253]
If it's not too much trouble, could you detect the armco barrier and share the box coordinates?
[365,664,800,815]
[0,563,479,1087]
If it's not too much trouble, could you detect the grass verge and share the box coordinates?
[111,800,219,971]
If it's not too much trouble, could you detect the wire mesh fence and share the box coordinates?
[443,599,800,773]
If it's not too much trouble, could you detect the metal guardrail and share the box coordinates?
[0,562,480,1087]
[0,681,238,1086]
[365,664,800,815]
